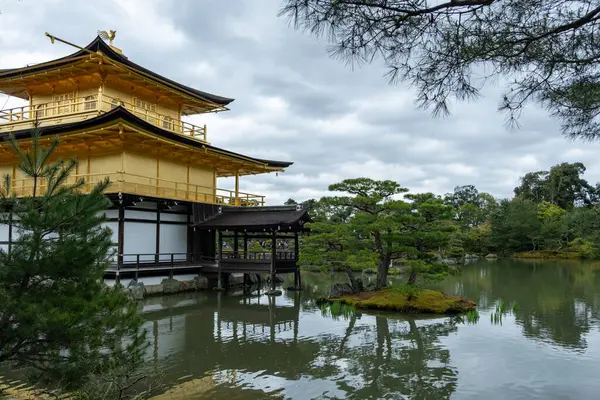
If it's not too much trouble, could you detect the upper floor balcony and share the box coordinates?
[0,94,208,142]
[9,171,265,207]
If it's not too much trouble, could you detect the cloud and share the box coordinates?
[1,0,600,205]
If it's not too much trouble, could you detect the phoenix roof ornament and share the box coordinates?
[98,30,116,46]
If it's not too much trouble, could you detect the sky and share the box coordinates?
[1,0,599,205]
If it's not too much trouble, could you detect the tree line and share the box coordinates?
[288,161,600,289]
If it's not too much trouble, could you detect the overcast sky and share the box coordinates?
[1,0,599,205]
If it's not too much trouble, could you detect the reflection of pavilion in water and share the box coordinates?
[141,290,459,399]
[142,290,316,391]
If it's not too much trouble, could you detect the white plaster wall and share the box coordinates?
[160,213,187,222]
[124,222,157,262]
[126,209,157,221]
[159,224,187,261]
[98,209,119,219]
[0,222,8,242]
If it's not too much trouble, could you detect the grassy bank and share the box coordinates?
[512,250,582,260]
[331,287,476,314]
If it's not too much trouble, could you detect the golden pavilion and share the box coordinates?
[0,33,308,289]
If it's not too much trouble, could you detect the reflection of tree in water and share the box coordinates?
[313,314,458,399]
[442,260,600,351]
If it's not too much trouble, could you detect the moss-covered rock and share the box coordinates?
[161,278,183,294]
[331,288,476,314]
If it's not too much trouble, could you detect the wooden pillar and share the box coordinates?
[217,230,223,289]
[293,291,300,343]
[294,231,301,289]
[270,230,276,291]
[118,203,124,269]
[234,171,240,206]
[233,231,239,258]
[155,206,161,265]
[243,232,248,259]
[213,170,217,204]
[269,295,275,343]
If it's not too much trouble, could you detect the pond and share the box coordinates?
[140,259,600,399]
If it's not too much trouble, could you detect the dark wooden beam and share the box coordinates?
[270,230,276,291]
[294,231,301,290]
[233,231,239,258]
[155,207,161,265]
[118,202,125,272]
[217,230,223,289]
[220,233,296,240]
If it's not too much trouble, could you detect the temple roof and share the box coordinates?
[0,36,233,107]
[0,107,292,171]
[195,205,311,232]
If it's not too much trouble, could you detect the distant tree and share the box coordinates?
[0,129,147,390]
[284,198,298,205]
[514,162,594,209]
[514,171,549,204]
[490,199,541,254]
[444,186,497,232]
[546,162,594,209]
[402,193,457,284]
[280,1,600,139]
[537,201,569,250]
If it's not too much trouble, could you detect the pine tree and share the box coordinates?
[0,128,147,391]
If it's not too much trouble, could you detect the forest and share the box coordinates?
[288,161,600,276]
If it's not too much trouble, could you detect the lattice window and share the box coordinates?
[162,116,171,129]
[84,95,97,111]
[133,97,156,113]
[110,98,121,110]
[35,104,46,119]
[53,92,75,114]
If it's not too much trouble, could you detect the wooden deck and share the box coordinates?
[104,251,299,281]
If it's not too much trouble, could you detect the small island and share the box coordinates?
[331,288,476,314]
[299,178,478,315]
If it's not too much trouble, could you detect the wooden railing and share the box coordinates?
[9,172,265,206]
[221,251,296,260]
[0,94,208,142]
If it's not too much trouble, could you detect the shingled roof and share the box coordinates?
[0,36,234,107]
[0,106,293,171]
[195,205,311,232]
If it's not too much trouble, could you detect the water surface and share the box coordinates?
[141,259,600,399]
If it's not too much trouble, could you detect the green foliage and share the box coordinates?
[490,198,541,254]
[0,129,147,391]
[455,309,481,325]
[514,163,594,209]
[390,284,422,299]
[571,238,600,260]
[302,178,456,289]
[280,1,600,139]
[301,160,600,274]
[446,234,465,260]
[443,186,497,254]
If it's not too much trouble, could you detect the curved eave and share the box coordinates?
[0,36,234,107]
[0,107,293,171]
